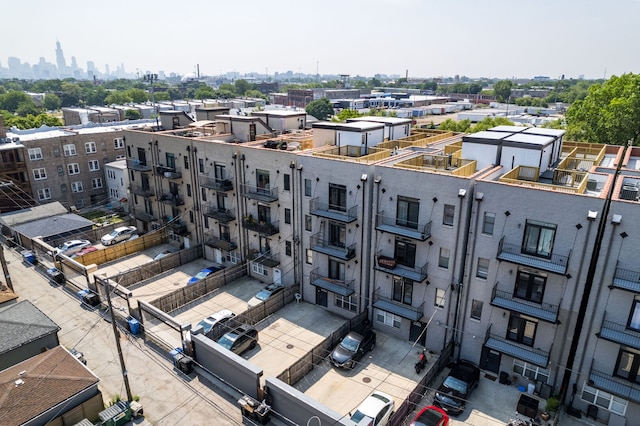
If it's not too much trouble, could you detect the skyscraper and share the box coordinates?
[55,40,67,77]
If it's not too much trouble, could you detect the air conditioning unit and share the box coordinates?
[621,185,639,201]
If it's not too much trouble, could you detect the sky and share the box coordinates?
[2,0,640,80]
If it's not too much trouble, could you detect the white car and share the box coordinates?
[52,239,91,256]
[349,391,395,426]
[196,309,236,335]
[101,226,137,246]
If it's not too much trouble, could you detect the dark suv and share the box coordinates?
[434,360,480,414]
[217,325,259,355]
[330,328,376,369]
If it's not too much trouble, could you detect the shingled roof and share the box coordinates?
[0,300,60,354]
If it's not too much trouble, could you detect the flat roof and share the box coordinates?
[489,125,527,133]
[504,133,555,146]
[523,127,566,137]
[464,130,510,141]
[252,110,306,117]
[347,116,411,125]
[312,121,384,131]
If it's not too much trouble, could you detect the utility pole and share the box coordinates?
[99,276,133,402]
[0,244,13,291]
[144,73,159,130]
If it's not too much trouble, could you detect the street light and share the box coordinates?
[144,73,160,129]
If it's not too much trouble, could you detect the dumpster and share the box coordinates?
[21,250,36,265]
[127,317,140,335]
[98,400,131,426]
[46,268,65,285]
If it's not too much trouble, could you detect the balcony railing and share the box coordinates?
[130,185,155,197]
[310,268,354,297]
[205,234,237,252]
[132,210,156,222]
[127,158,152,172]
[160,193,184,206]
[375,211,432,241]
[242,217,279,236]
[309,198,357,223]
[497,237,570,275]
[203,204,235,223]
[598,318,640,350]
[200,175,234,191]
[372,288,424,321]
[166,219,189,236]
[374,250,429,282]
[249,250,280,268]
[309,233,356,261]
[589,367,640,403]
[612,267,640,293]
[490,282,560,323]
[483,324,551,367]
[240,183,278,202]
[155,165,182,179]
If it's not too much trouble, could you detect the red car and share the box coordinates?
[410,405,449,426]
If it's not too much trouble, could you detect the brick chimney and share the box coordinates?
[0,116,6,138]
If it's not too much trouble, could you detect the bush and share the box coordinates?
[546,396,560,412]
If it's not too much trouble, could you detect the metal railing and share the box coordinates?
[240,183,278,202]
[203,204,235,223]
[309,198,358,222]
[200,175,233,191]
[242,217,279,236]
[375,211,432,240]
[309,268,354,292]
[155,164,182,179]
[309,232,356,259]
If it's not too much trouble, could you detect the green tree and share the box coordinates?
[234,79,252,95]
[105,91,133,105]
[333,109,363,122]
[306,98,334,120]
[245,89,266,99]
[0,90,30,112]
[565,73,640,145]
[124,109,141,120]
[470,116,514,132]
[43,93,61,111]
[15,101,41,117]
[154,91,171,101]
[541,119,566,130]
[468,83,483,94]
[368,77,382,88]
[126,88,149,103]
[59,81,82,106]
[83,86,108,106]
[493,80,513,102]
[194,86,215,99]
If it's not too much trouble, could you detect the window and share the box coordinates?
[305,215,312,232]
[283,174,291,191]
[257,204,271,223]
[198,158,204,173]
[28,148,43,160]
[114,138,124,149]
[395,239,416,267]
[393,277,413,305]
[336,295,357,312]
[92,178,103,189]
[251,262,267,276]
[515,270,546,304]
[482,212,495,235]
[438,247,450,269]
[189,210,194,223]
[88,160,100,171]
[214,163,226,180]
[37,188,51,200]
[306,248,313,264]
[63,144,77,156]
[226,251,241,264]
[186,184,192,197]
[507,314,537,346]
[71,181,83,193]
[328,183,347,212]
[581,383,627,416]
[628,300,640,331]
[443,204,455,226]
[513,360,549,383]
[33,168,47,180]
[470,300,483,320]
[328,222,346,248]
[396,196,419,229]
[614,348,640,383]
[304,179,312,197]
[376,310,401,328]
[522,220,556,258]
[183,155,189,170]
[435,288,446,308]
[476,258,489,279]
[216,193,227,211]
[328,259,345,281]
[166,153,176,169]
[201,187,207,202]
[85,141,97,153]
[67,163,80,175]
[256,169,270,193]
[220,225,231,242]
[284,208,291,224]
[285,241,292,257]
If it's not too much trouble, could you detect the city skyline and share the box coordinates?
[1,0,640,81]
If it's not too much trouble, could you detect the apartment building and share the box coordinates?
[123,113,638,424]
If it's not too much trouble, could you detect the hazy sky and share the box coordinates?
[2,0,639,80]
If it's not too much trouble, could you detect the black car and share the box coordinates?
[217,324,259,355]
[330,328,376,369]
[434,360,480,414]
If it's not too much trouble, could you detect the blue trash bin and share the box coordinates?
[22,250,35,265]
[127,317,140,335]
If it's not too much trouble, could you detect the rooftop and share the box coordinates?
[0,300,60,354]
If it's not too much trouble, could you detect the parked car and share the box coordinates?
[153,248,178,261]
[196,309,236,335]
[187,265,225,285]
[409,405,449,426]
[216,324,258,355]
[330,328,376,369]
[434,360,480,414]
[71,246,98,258]
[247,283,284,307]
[349,390,395,426]
[51,239,91,256]
[101,226,137,246]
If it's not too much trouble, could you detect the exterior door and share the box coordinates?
[137,147,147,165]
[480,346,501,374]
[409,321,427,346]
[183,236,190,249]
[316,287,328,307]
[273,268,282,285]
[214,249,223,264]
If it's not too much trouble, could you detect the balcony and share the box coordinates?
[155,165,182,179]
[200,175,233,192]
[205,234,237,252]
[612,267,640,293]
[160,193,184,206]
[242,217,279,236]
[127,159,152,172]
[167,219,189,236]
[490,283,560,323]
[497,237,570,275]
[309,198,357,223]
[372,288,424,321]
[203,204,235,223]
[374,250,429,283]
[240,183,278,202]
[310,268,354,297]
[309,233,356,261]
[250,250,280,268]
[375,211,432,241]
[132,210,156,223]
[483,325,551,367]
[589,368,640,404]
[130,185,154,197]
[598,317,640,350]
